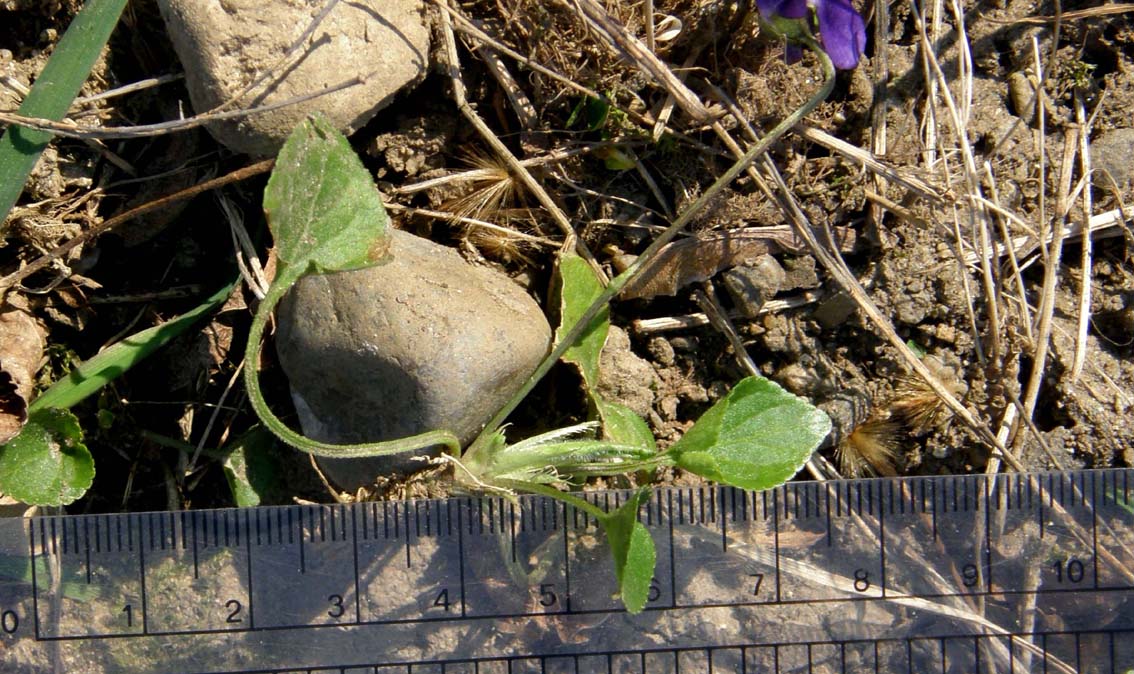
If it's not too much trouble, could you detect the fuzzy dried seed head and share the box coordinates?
[889,356,967,436]
[835,413,901,478]
[438,149,538,263]
[441,149,518,222]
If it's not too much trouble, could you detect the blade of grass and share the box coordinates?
[0,0,128,227]
[30,281,234,412]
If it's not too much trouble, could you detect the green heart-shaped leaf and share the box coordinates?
[668,376,830,490]
[0,409,93,506]
[263,114,391,287]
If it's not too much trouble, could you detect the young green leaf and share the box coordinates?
[555,253,654,454]
[221,427,284,507]
[668,376,830,490]
[244,117,461,461]
[597,399,656,453]
[597,488,656,614]
[0,408,93,506]
[555,252,609,389]
[30,282,234,412]
[0,0,128,226]
[262,113,391,287]
[596,146,637,171]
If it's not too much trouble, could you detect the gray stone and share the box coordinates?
[275,229,552,491]
[782,255,820,291]
[721,254,786,318]
[156,0,430,156]
[812,290,858,329]
[1090,128,1134,198]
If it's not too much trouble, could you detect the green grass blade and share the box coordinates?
[0,0,129,226]
[30,281,234,412]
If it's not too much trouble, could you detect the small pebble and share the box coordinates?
[669,336,697,352]
[647,336,676,367]
[721,254,786,318]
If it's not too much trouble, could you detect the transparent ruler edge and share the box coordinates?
[203,627,1133,674]
[2,467,1132,672]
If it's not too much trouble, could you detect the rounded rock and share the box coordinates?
[156,0,430,156]
[275,229,551,491]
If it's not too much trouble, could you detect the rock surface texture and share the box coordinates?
[275,229,552,491]
[1090,128,1134,197]
[156,0,430,156]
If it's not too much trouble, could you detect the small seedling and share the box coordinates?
[244,35,840,611]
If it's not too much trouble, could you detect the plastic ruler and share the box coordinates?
[1,468,1132,673]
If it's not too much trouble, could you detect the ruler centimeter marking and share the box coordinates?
[1,469,1132,673]
[145,629,1131,674]
[20,470,1134,631]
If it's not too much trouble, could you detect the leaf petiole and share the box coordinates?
[243,281,461,459]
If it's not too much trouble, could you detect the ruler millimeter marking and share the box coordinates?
[0,469,1132,673]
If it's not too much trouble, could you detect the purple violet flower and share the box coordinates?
[758,0,867,70]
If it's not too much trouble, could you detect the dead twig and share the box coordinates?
[0,80,363,140]
[985,2,1134,25]
[436,0,603,276]
[0,160,275,303]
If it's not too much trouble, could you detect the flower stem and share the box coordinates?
[468,51,838,454]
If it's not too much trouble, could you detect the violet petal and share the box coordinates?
[816,0,867,69]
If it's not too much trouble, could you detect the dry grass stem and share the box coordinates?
[632,290,826,334]
[222,193,270,301]
[436,0,603,275]
[1069,92,1094,382]
[71,73,184,107]
[394,145,600,196]
[797,125,945,203]
[869,0,891,240]
[1017,39,1066,445]
[568,0,713,123]
[0,79,365,140]
[989,2,1134,25]
[1,160,274,301]
[386,204,558,249]
[478,46,538,131]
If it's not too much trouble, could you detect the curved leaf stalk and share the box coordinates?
[243,280,462,459]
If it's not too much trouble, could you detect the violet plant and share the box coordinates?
[758,0,867,70]
[245,28,858,612]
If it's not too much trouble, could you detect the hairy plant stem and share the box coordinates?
[495,479,609,521]
[243,278,462,458]
[464,49,837,461]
